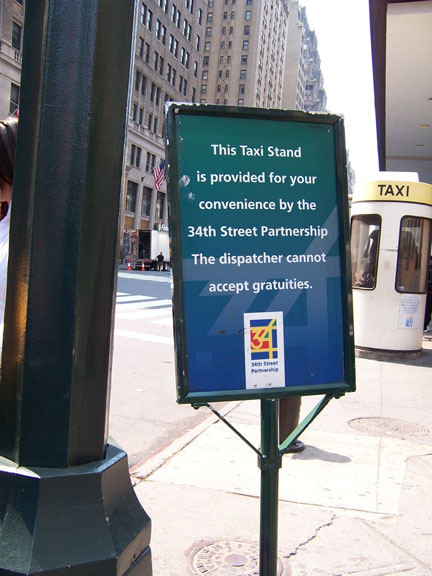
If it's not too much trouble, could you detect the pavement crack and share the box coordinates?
[283,513,336,559]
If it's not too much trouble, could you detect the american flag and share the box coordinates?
[153,159,165,191]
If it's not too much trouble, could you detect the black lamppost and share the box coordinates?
[0,2,152,573]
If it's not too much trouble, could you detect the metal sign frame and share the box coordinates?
[166,104,355,404]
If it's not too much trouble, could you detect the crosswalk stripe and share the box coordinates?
[114,328,173,345]
[150,317,174,326]
[116,295,155,303]
[115,308,171,320]
[115,298,172,312]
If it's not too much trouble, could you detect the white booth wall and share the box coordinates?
[351,178,432,353]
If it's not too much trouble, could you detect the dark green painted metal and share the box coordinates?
[0,1,153,574]
[0,445,152,575]
[202,403,262,457]
[0,0,134,467]
[259,399,281,576]
[200,393,340,576]
[279,393,335,454]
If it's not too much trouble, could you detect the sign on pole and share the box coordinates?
[166,104,355,404]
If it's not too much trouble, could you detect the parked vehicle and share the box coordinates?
[129,229,170,271]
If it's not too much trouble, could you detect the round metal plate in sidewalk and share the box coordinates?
[187,539,289,575]
[348,417,429,439]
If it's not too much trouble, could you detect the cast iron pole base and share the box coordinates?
[0,445,151,575]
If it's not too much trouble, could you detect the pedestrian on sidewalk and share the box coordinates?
[279,396,305,453]
[157,251,164,271]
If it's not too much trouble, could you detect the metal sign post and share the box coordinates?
[259,398,281,576]
[167,103,355,574]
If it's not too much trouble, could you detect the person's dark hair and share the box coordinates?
[0,118,18,190]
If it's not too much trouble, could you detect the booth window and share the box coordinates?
[351,215,381,290]
[396,216,430,293]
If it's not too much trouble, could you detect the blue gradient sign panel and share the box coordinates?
[166,105,355,403]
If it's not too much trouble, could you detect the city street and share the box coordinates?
[109,269,210,468]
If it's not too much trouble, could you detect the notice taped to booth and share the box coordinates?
[166,104,355,403]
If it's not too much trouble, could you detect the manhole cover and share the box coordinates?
[349,417,429,438]
[188,539,288,575]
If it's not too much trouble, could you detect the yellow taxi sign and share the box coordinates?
[353,180,432,206]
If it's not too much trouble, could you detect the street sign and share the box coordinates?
[166,104,355,404]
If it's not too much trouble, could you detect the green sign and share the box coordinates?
[166,104,355,404]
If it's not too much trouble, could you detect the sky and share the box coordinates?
[299,0,380,185]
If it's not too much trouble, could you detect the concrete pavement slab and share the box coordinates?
[132,337,432,574]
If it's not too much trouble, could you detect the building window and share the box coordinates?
[171,4,181,27]
[206,27,212,37]
[244,26,250,35]
[131,102,138,122]
[351,215,381,290]
[240,69,246,79]
[201,84,207,94]
[241,55,248,64]
[9,83,20,115]
[238,99,245,106]
[239,84,245,94]
[242,40,249,50]
[396,216,431,293]
[158,0,169,13]
[141,187,152,217]
[135,70,141,91]
[146,152,156,172]
[138,37,144,57]
[12,22,22,50]
[207,12,213,22]
[126,181,138,213]
[202,70,208,80]
[245,10,251,20]
[155,191,165,219]
[141,4,153,30]
[130,144,142,168]
[204,42,211,51]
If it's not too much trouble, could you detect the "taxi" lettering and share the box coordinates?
[377,184,410,197]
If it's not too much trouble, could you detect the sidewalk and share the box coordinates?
[132,334,432,576]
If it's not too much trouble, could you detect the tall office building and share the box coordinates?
[0,0,24,119]
[122,0,207,262]
[199,0,326,113]
[300,10,327,112]
[283,2,326,112]
[201,0,289,108]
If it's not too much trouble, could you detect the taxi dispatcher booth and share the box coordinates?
[350,174,432,357]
